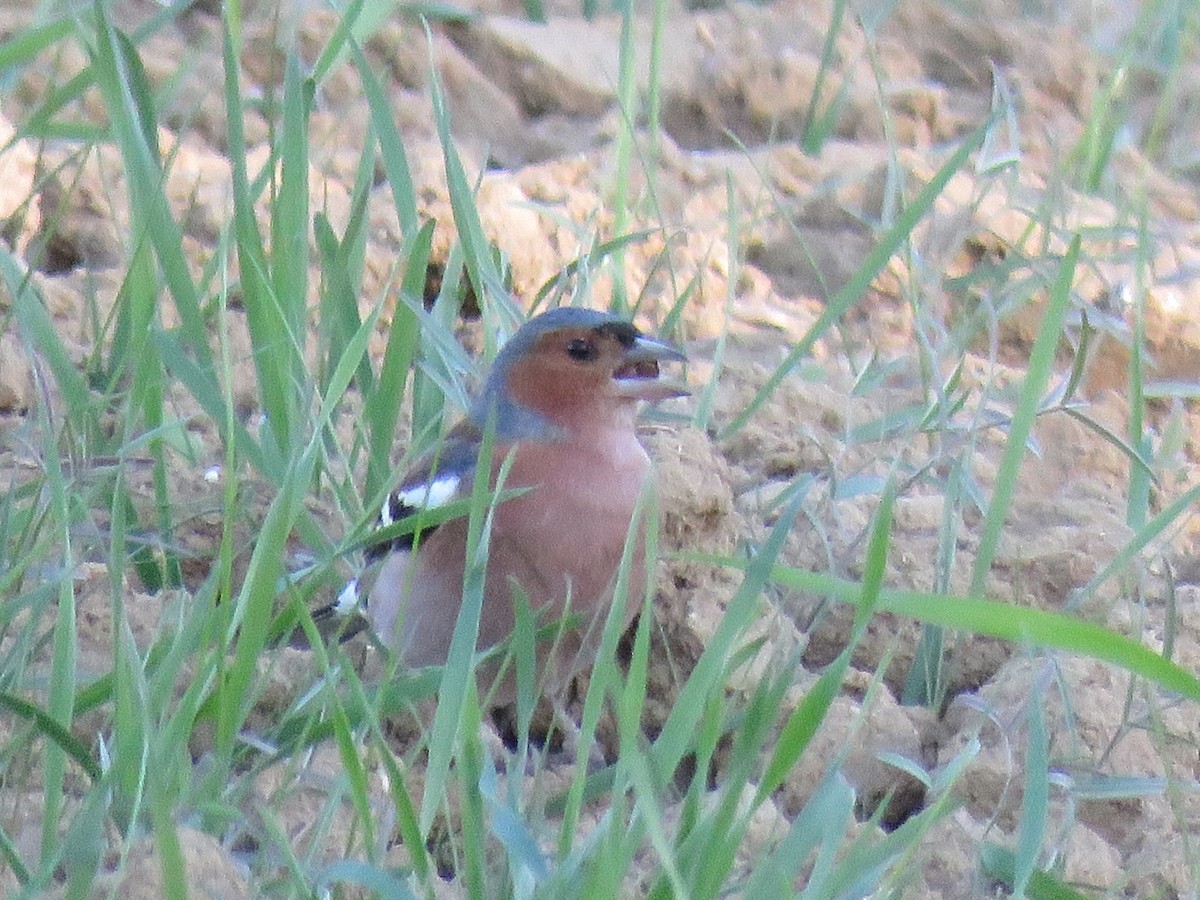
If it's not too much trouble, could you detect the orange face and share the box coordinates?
[503,323,688,428]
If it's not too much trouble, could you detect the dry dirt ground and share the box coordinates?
[3,0,1200,896]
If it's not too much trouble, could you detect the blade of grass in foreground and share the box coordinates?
[93,11,185,588]
[664,488,898,897]
[364,221,434,500]
[2,247,91,419]
[271,49,311,395]
[212,447,314,761]
[1070,480,1200,612]
[106,477,152,840]
[31,346,77,868]
[757,485,895,807]
[907,236,1080,707]
[576,489,671,891]
[222,12,298,454]
[351,39,419,239]
[645,485,808,799]
[1124,197,1152,532]
[969,236,1081,596]
[429,50,522,353]
[745,771,856,897]
[316,860,419,899]
[0,17,73,77]
[213,306,380,761]
[1014,678,1050,900]
[719,121,989,438]
[705,559,1200,702]
[981,843,1091,900]
[0,692,100,782]
[607,0,640,314]
[92,7,210,370]
[419,415,508,835]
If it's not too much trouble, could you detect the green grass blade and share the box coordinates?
[91,4,209,368]
[315,213,373,399]
[0,824,30,888]
[91,16,180,583]
[222,13,294,450]
[0,692,100,781]
[559,488,659,863]
[0,17,73,76]
[215,304,379,761]
[43,507,76,864]
[213,459,309,759]
[420,417,505,833]
[458,690,488,900]
[692,175,736,432]
[428,34,522,349]
[748,773,856,897]
[758,485,894,805]
[903,457,969,707]
[970,236,1081,595]
[747,562,1200,701]
[1014,678,1050,898]
[310,0,368,84]
[317,860,420,898]
[107,477,150,835]
[649,485,807,786]
[801,0,849,154]
[1,248,91,412]
[720,122,989,438]
[350,40,419,239]
[981,843,1091,900]
[365,221,433,500]
[149,789,186,900]
[152,328,267,475]
[1125,198,1152,530]
[54,777,108,897]
[14,4,189,141]
[329,690,378,859]
[607,0,640,314]
[271,49,311,397]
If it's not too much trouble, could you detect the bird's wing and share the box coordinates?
[296,419,487,647]
[364,417,485,562]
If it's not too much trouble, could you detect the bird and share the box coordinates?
[323,307,687,703]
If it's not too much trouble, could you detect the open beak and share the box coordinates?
[613,334,689,401]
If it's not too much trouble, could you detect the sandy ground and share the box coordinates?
[3,0,1200,895]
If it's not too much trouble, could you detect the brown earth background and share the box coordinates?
[3,0,1200,896]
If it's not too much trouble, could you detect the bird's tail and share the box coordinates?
[287,578,371,649]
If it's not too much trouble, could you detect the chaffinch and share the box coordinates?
[327,307,687,700]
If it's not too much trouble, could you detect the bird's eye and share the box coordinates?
[566,338,598,362]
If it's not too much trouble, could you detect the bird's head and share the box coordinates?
[473,307,688,438]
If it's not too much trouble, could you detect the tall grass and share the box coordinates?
[0,0,1196,897]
